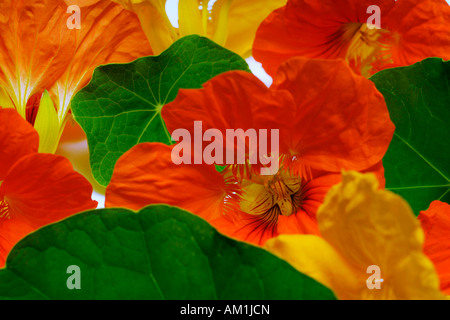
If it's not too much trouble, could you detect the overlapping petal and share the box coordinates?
[211,0,287,57]
[253,0,450,77]
[0,109,38,180]
[265,171,446,300]
[106,143,230,221]
[163,57,394,174]
[272,58,394,172]
[0,0,75,117]
[111,0,286,57]
[53,0,153,119]
[419,200,450,294]
[0,108,97,267]
[1,153,97,228]
[108,58,393,246]
[0,0,152,152]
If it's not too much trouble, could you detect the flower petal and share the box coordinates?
[253,0,450,76]
[0,0,75,116]
[419,200,450,294]
[384,0,450,70]
[0,109,38,180]
[33,91,60,153]
[317,171,444,299]
[273,57,394,173]
[253,0,395,76]
[277,173,342,235]
[0,153,97,228]
[106,143,229,221]
[111,0,178,55]
[0,217,34,268]
[162,70,294,165]
[211,0,287,57]
[265,234,359,298]
[50,0,153,121]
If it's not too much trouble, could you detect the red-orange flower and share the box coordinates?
[106,57,395,245]
[0,109,97,267]
[0,0,152,152]
[419,200,450,294]
[253,0,450,77]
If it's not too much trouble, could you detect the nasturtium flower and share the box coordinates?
[0,109,97,267]
[106,57,395,245]
[265,171,446,300]
[253,0,450,77]
[108,0,286,57]
[0,0,152,153]
[419,200,450,295]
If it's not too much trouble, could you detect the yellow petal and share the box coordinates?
[112,0,178,55]
[318,172,422,273]
[210,0,232,47]
[34,91,60,154]
[178,0,204,37]
[211,0,287,57]
[267,171,445,299]
[265,234,361,299]
[0,86,15,109]
[317,171,445,299]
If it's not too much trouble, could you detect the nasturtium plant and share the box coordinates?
[370,58,450,215]
[0,205,335,300]
[71,35,250,186]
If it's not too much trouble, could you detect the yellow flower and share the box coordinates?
[265,171,446,300]
[111,0,287,57]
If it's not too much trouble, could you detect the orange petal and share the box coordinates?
[273,57,395,173]
[163,59,394,174]
[0,153,97,229]
[253,0,395,76]
[106,143,229,221]
[0,0,76,116]
[384,0,450,71]
[162,70,294,165]
[211,0,287,58]
[253,0,450,77]
[0,217,34,268]
[277,173,342,236]
[50,0,153,120]
[419,200,450,294]
[0,109,38,180]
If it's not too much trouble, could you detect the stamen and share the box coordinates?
[342,23,394,77]
[232,168,303,241]
[0,199,10,219]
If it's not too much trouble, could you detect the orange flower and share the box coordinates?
[419,200,450,295]
[253,0,450,77]
[0,0,152,152]
[106,57,395,245]
[0,109,97,267]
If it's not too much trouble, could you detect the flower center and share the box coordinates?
[239,170,302,218]
[342,22,395,77]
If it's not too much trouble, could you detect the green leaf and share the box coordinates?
[71,35,250,186]
[370,58,450,215]
[0,205,335,300]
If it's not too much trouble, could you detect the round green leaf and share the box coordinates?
[71,35,250,186]
[370,58,450,215]
[0,205,335,300]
